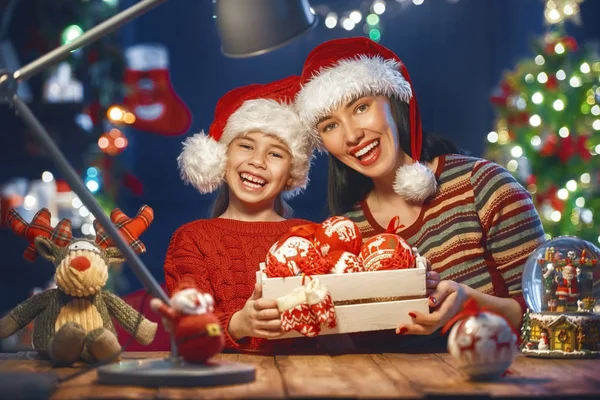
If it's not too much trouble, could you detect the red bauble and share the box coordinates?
[359,233,415,271]
[545,76,558,90]
[175,313,225,364]
[265,236,327,277]
[314,216,362,256]
[325,251,364,274]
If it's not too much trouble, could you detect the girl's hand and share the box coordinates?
[229,283,284,340]
[397,280,467,335]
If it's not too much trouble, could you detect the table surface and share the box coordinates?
[1,351,600,399]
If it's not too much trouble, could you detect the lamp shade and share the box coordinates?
[216,0,317,58]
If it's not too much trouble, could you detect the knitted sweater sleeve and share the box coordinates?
[471,160,546,313]
[163,225,244,350]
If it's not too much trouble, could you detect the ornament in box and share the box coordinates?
[265,228,328,277]
[443,298,518,381]
[150,279,224,364]
[276,276,336,337]
[359,217,417,271]
[325,250,364,274]
[314,216,362,256]
[521,236,600,358]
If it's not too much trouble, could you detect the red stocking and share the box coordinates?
[123,44,192,136]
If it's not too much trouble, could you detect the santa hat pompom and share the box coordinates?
[393,162,437,203]
[177,131,227,194]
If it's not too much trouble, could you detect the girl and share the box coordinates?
[294,37,546,341]
[163,76,319,353]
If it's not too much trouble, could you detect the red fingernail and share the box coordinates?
[429,296,437,304]
[408,312,416,318]
[398,327,408,335]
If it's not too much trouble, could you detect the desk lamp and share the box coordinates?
[0,0,316,387]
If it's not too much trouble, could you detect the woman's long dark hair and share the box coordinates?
[327,96,465,216]
[210,184,292,218]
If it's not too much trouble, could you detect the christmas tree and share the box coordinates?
[484,0,600,245]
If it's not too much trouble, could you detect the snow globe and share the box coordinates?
[521,236,600,358]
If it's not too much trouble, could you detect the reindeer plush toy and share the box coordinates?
[0,206,157,366]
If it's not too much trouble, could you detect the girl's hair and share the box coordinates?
[210,183,293,218]
[327,96,466,216]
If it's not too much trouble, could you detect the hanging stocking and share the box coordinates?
[123,44,192,136]
[276,287,321,338]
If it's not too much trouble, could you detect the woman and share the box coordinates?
[294,37,546,342]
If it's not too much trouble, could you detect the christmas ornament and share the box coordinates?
[265,235,328,277]
[325,250,364,274]
[443,298,519,381]
[314,216,362,256]
[276,276,336,338]
[150,279,224,364]
[123,43,192,136]
[521,236,600,358]
[359,233,416,271]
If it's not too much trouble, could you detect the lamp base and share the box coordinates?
[97,357,256,387]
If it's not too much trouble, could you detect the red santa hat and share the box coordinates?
[295,37,437,202]
[178,75,314,198]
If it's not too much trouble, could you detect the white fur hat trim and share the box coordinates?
[295,56,412,148]
[178,99,314,196]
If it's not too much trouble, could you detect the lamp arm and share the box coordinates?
[13,0,168,82]
[9,95,170,305]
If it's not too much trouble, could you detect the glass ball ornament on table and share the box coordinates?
[444,298,519,381]
[521,236,600,358]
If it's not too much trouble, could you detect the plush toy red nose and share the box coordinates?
[70,256,91,272]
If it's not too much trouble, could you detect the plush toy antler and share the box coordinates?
[94,205,154,255]
[0,206,157,367]
[7,208,72,261]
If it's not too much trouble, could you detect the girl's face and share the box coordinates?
[316,95,402,180]
[225,131,293,208]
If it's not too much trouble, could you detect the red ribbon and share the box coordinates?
[274,223,319,250]
[385,216,405,234]
[440,298,520,341]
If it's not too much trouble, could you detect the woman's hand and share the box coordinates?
[424,258,440,296]
[229,283,284,340]
[397,280,467,335]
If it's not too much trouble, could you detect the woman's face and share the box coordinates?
[316,95,401,179]
[225,131,293,207]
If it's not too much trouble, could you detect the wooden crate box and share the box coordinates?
[256,264,429,339]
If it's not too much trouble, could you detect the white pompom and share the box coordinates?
[393,162,438,203]
[177,132,227,194]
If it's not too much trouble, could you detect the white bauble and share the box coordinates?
[447,311,518,381]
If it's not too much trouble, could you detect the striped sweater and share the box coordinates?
[344,154,546,310]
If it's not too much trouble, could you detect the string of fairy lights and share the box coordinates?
[310,0,460,42]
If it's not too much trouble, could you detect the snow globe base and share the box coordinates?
[521,311,600,358]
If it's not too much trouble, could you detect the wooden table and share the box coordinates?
[1,351,599,399]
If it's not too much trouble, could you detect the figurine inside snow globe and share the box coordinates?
[521,236,600,358]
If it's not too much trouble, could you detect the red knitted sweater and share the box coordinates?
[164,217,318,353]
